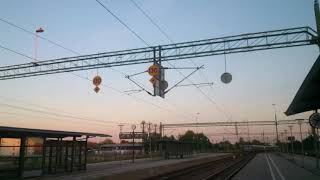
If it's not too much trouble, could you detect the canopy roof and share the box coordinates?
[0,126,112,138]
[285,55,320,116]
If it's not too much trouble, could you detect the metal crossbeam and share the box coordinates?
[0,27,317,80]
[163,119,308,129]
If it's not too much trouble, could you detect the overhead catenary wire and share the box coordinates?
[129,0,174,44]
[0,111,119,128]
[0,17,195,122]
[128,0,233,121]
[0,102,132,125]
[95,0,151,47]
[94,0,201,121]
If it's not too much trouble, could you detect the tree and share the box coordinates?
[99,138,115,145]
[178,130,212,151]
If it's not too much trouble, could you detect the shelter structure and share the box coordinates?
[285,55,320,115]
[0,126,111,179]
[285,54,320,169]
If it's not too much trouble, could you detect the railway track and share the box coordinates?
[145,153,255,180]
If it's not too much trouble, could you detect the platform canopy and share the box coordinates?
[285,55,320,116]
[0,126,111,138]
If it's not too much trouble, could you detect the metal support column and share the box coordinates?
[18,136,26,178]
[41,137,47,175]
[84,136,88,170]
[70,137,76,172]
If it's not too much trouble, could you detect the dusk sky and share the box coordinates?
[0,0,318,142]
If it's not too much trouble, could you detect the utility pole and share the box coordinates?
[148,122,152,157]
[297,119,305,167]
[289,125,294,154]
[280,132,284,152]
[154,124,157,134]
[284,130,288,153]
[131,125,136,163]
[118,124,124,143]
[272,104,279,144]
[195,112,200,134]
[235,122,239,143]
[247,120,250,143]
[314,0,320,168]
[159,122,162,139]
[262,131,265,145]
[154,124,157,152]
[141,121,146,154]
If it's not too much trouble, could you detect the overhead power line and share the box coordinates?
[0,102,130,125]
[0,17,196,122]
[95,0,151,47]
[129,0,174,43]
[0,44,34,60]
[128,0,233,120]
[0,111,116,127]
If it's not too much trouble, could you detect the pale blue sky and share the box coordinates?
[0,0,318,142]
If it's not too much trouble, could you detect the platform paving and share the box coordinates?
[232,153,319,180]
[36,153,229,180]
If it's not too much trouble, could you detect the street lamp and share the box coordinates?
[33,27,44,64]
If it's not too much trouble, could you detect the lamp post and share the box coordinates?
[272,104,279,144]
[34,27,44,64]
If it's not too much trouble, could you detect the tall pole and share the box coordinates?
[196,113,200,153]
[247,120,250,143]
[132,130,135,163]
[154,124,157,152]
[314,0,320,168]
[118,124,124,143]
[298,120,304,167]
[289,125,294,154]
[315,0,320,36]
[272,104,279,144]
[280,132,284,152]
[148,122,152,157]
[131,124,136,163]
[141,121,146,154]
[235,122,239,143]
[34,27,44,63]
[284,130,288,153]
[195,112,200,134]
